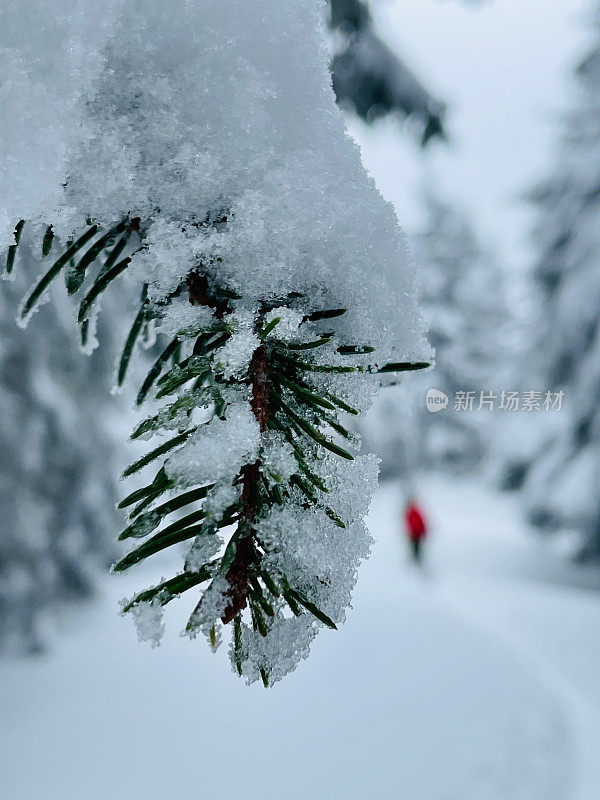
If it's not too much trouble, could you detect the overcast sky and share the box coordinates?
[350,0,590,272]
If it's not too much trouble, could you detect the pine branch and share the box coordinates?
[4,218,430,685]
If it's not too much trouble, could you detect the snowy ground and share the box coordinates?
[1,476,599,800]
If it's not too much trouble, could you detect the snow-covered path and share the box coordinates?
[413,478,600,800]
[1,477,598,800]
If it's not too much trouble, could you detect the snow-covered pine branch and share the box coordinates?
[2,0,430,684]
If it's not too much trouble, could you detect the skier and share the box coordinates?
[404,498,428,565]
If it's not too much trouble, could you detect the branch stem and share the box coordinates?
[221,344,270,624]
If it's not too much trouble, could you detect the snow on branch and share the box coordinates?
[1,0,430,684]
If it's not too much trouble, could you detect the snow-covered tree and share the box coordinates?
[500,9,600,557]
[329,0,447,145]
[2,0,429,684]
[363,191,508,478]
[0,240,121,654]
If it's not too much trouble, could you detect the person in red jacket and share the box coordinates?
[404,499,427,564]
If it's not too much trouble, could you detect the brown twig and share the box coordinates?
[187,270,232,318]
[184,270,271,626]
[221,345,271,624]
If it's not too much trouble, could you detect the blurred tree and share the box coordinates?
[0,236,123,653]
[363,191,508,478]
[500,11,600,558]
[333,1,509,481]
[329,0,447,146]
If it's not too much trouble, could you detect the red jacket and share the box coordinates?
[405,504,427,541]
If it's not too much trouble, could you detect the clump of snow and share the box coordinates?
[214,310,260,379]
[140,318,158,350]
[127,598,165,648]
[5,0,429,365]
[316,371,381,416]
[234,613,318,686]
[133,390,210,439]
[125,220,201,305]
[258,455,377,626]
[201,482,241,526]
[165,403,260,488]
[321,452,380,521]
[264,307,304,342]
[261,432,298,483]
[0,0,120,250]
[156,296,216,340]
[184,534,222,573]
[185,575,229,642]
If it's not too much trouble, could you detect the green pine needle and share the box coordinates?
[289,473,318,503]
[136,337,181,406]
[275,396,354,461]
[113,515,210,572]
[80,318,90,349]
[131,390,209,439]
[259,570,281,598]
[21,225,98,318]
[119,484,213,540]
[274,351,356,374]
[249,600,269,637]
[325,508,346,528]
[41,225,54,257]
[317,410,353,440]
[337,345,375,355]
[77,255,131,323]
[284,336,332,350]
[129,488,171,520]
[118,466,173,509]
[249,577,275,617]
[117,287,148,386]
[67,220,127,295]
[323,391,359,416]
[155,359,210,399]
[5,219,25,275]
[121,427,196,478]
[375,361,430,373]
[287,587,337,629]
[121,567,212,613]
[261,317,281,337]
[94,231,131,282]
[272,371,336,410]
[304,308,347,322]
